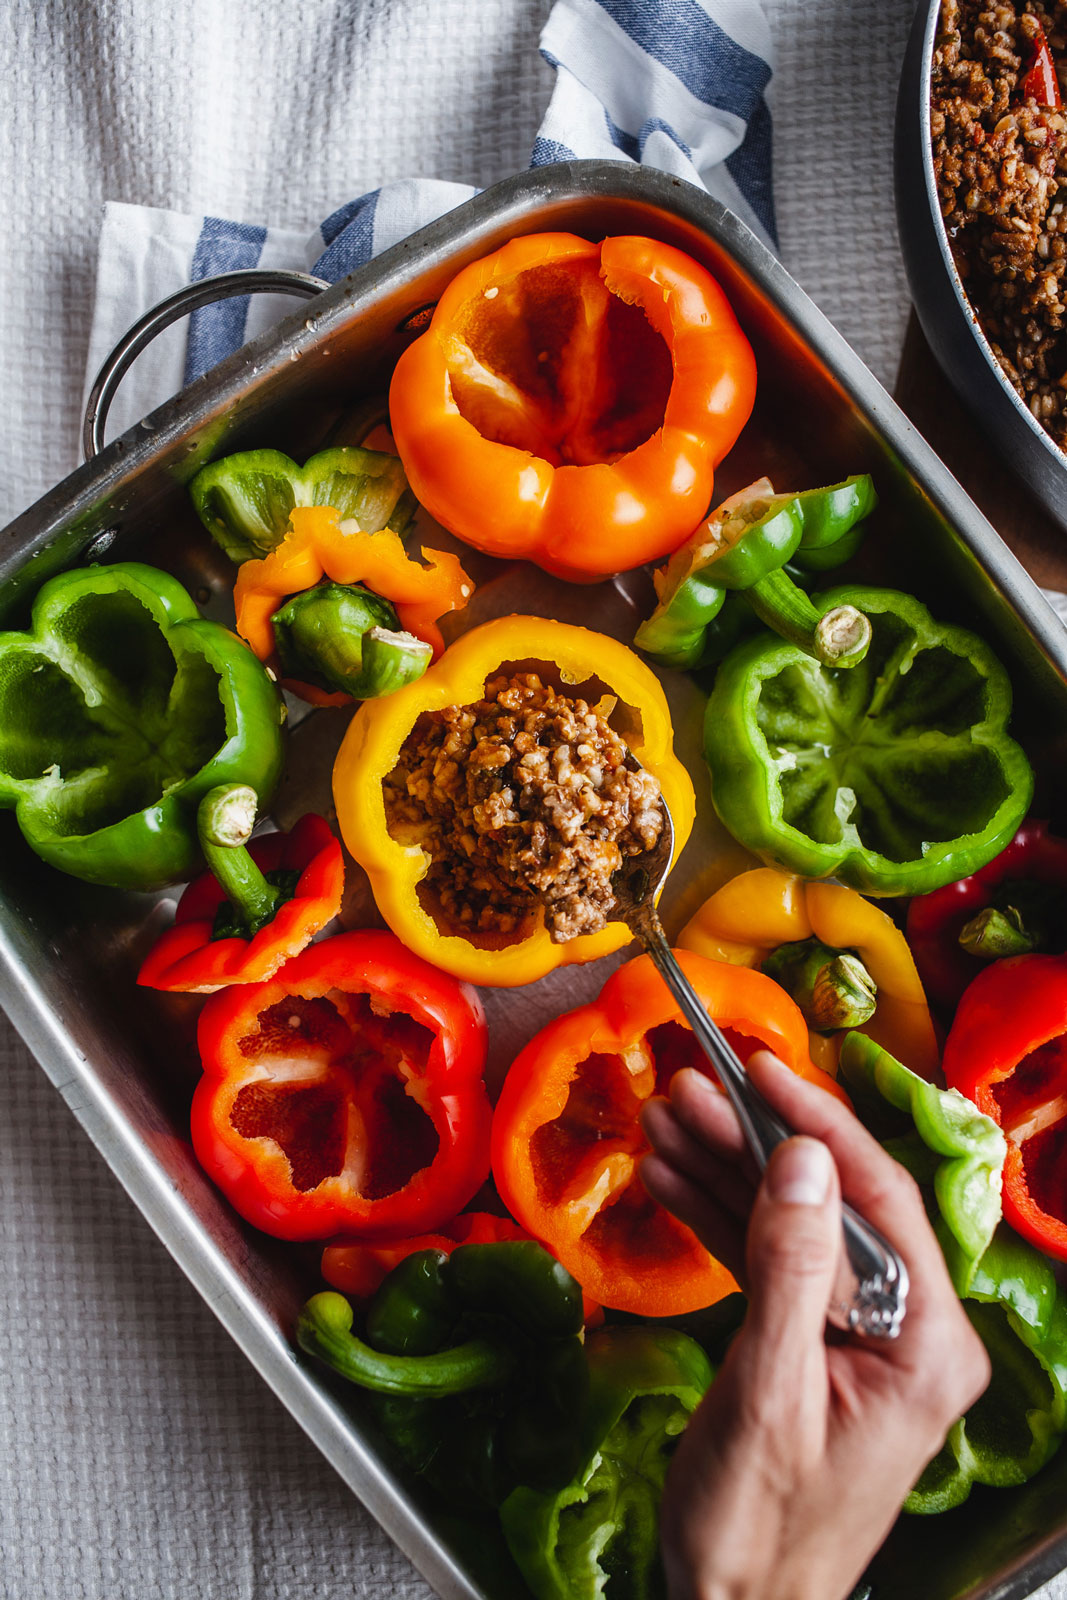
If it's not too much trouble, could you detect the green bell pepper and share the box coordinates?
[500,1326,712,1600]
[271,580,432,699]
[906,1226,1067,1513]
[298,1241,588,1509]
[0,562,285,890]
[190,445,416,564]
[838,1031,1005,1295]
[704,585,1034,896]
[635,475,875,672]
[763,939,878,1032]
[839,1031,1067,1514]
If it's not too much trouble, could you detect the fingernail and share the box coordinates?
[767,1137,832,1206]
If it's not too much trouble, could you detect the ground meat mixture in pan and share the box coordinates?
[383,673,665,943]
[932,2,1067,445]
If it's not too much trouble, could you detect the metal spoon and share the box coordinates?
[611,779,909,1340]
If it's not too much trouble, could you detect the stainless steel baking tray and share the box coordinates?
[3,162,1067,1600]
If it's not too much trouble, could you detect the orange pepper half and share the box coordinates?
[388,232,757,582]
[234,505,473,706]
[491,950,847,1317]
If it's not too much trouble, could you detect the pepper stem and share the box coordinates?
[297,1292,516,1397]
[197,783,281,936]
[763,939,878,1031]
[958,905,1037,959]
[745,568,872,668]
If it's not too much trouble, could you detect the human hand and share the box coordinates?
[640,1050,990,1600]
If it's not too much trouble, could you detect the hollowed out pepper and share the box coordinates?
[635,474,876,672]
[500,1325,713,1600]
[189,443,416,564]
[840,1031,1067,1514]
[191,930,491,1241]
[678,867,939,1079]
[235,505,473,707]
[298,1240,589,1508]
[0,562,285,890]
[491,950,846,1317]
[704,585,1033,896]
[943,953,1067,1263]
[137,787,344,993]
[388,233,756,582]
[907,820,1067,1009]
[332,615,695,988]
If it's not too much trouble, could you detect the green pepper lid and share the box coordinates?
[271,580,432,699]
[190,445,415,564]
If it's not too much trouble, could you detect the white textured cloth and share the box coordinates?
[2,4,1065,1600]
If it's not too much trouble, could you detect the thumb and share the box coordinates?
[743,1135,842,1381]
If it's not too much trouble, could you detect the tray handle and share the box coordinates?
[82,268,329,461]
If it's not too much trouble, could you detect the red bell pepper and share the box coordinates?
[192,930,491,1241]
[138,788,344,994]
[1019,21,1062,107]
[943,953,1067,1262]
[491,950,846,1317]
[906,820,1067,1009]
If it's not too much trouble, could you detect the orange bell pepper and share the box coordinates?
[492,949,846,1317]
[678,867,939,1079]
[234,505,473,706]
[332,614,695,987]
[388,232,757,582]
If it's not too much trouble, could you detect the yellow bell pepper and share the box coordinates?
[333,615,696,987]
[678,867,939,1078]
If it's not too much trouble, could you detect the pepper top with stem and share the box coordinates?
[610,770,909,1340]
[197,782,289,938]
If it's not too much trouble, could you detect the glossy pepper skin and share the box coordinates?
[492,949,846,1317]
[838,1032,1005,1295]
[137,811,343,993]
[0,562,285,890]
[298,1241,589,1508]
[235,505,473,707]
[943,954,1067,1263]
[679,867,939,1079]
[332,615,695,988]
[635,474,876,672]
[906,820,1067,1010]
[388,233,756,582]
[704,585,1033,896]
[906,1225,1067,1513]
[189,444,415,564]
[840,1031,1067,1513]
[500,1325,713,1600]
[192,930,491,1241]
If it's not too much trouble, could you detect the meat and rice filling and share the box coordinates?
[383,673,664,942]
[932,2,1067,445]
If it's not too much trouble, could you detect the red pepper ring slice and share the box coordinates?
[191,930,491,1242]
[491,949,847,1317]
[943,952,1067,1262]
[137,814,344,994]
[388,232,757,583]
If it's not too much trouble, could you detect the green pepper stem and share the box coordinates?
[745,568,871,668]
[763,939,878,1031]
[297,1292,516,1397]
[197,783,280,934]
[958,905,1037,959]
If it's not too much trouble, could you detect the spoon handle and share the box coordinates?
[640,917,909,1340]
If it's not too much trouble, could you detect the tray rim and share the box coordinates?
[3,158,1067,1600]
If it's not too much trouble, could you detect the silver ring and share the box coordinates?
[82,268,329,461]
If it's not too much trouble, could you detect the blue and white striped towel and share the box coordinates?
[84,0,775,442]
